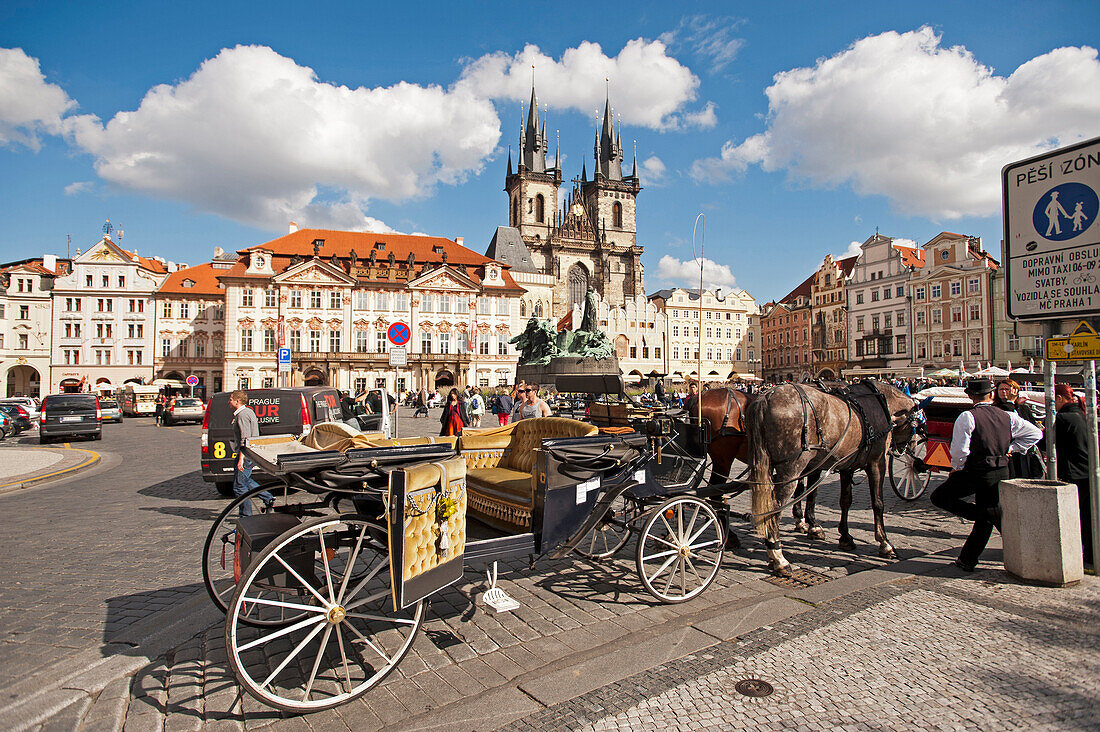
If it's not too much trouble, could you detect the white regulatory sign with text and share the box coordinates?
[1003,136,1100,320]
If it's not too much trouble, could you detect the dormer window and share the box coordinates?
[374,242,386,251]
[433,246,444,255]
[183,279,194,288]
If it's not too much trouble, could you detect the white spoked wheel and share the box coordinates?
[889,437,931,501]
[636,496,724,604]
[575,493,638,560]
[225,514,423,713]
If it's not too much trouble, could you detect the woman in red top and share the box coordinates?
[439,388,469,436]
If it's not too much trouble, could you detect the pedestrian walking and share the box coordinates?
[228,390,273,516]
[494,388,513,426]
[439,388,469,436]
[154,393,165,426]
[1040,384,1093,566]
[468,387,484,428]
[930,378,1041,571]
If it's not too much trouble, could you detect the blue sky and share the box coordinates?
[2,0,1098,302]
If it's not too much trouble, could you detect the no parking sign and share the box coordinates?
[388,322,411,346]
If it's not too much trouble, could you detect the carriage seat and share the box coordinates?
[458,417,598,532]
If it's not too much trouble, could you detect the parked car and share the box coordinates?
[98,397,123,423]
[39,394,101,443]
[0,411,11,440]
[0,404,33,435]
[0,397,40,422]
[201,387,344,496]
[164,397,205,425]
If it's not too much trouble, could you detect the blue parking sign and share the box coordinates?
[277,347,292,365]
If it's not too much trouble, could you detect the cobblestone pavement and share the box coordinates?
[11,407,1083,731]
[512,572,1100,732]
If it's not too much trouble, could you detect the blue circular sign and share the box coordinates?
[388,322,411,346]
[1033,182,1097,242]
[186,375,199,386]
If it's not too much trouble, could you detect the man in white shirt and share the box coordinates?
[931,378,1041,571]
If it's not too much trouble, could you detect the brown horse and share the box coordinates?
[685,387,754,488]
[745,381,918,574]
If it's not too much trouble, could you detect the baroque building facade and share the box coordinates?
[808,254,856,379]
[48,236,169,393]
[220,227,526,394]
[845,234,925,377]
[649,288,760,383]
[506,86,644,317]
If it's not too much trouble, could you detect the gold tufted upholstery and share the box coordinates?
[458,417,597,532]
[397,457,467,584]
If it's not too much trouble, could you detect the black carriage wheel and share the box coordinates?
[226,513,423,713]
[635,496,724,604]
[888,437,931,501]
[575,493,639,560]
[202,485,337,624]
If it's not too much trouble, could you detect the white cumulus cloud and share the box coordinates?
[640,155,667,186]
[656,254,737,291]
[457,40,714,131]
[64,181,93,195]
[0,47,77,150]
[691,27,1100,219]
[61,45,501,232]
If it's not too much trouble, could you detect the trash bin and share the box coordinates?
[1001,479,1084,586]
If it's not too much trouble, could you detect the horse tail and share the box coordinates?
[746,396,777,539]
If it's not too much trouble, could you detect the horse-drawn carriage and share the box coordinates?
[202,415,727,712]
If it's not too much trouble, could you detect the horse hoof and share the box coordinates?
[794,521,809,534]
[838,537,856,551]
[808,527,825,540]
[879,545,897,559]
[770,563,793,577]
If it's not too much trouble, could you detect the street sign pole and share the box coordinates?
[1044,349,1057,477]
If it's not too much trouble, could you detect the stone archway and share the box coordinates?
[304,369,326,386]
[434,370,455,388]
[5,364,41,398]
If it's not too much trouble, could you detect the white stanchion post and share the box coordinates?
[1086,361,1100,571]
[1045,356,1057,477]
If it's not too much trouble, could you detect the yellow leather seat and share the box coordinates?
[459,417,598,532]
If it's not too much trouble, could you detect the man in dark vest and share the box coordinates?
[931,378,1042,571]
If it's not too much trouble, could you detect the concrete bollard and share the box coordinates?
[1001,479,1084,586]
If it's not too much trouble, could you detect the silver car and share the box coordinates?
[98,398,123,423]
[163,397,205,425]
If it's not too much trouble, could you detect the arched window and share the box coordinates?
[512,195,519,226]
[612,201,623,228]
[520,300,527,317]
[568,262,589,311]
[534,301,544,318]
[535,194,545,223]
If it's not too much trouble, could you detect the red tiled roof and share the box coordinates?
[221,229,524,293]
[159,263,224,296]
[779,272,816,305]
[837,255,858,277]
[894,245,925,268]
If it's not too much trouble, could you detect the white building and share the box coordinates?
[1,256,68,398]
[220,227,527,394]
[649,288,760,383]
[49,236,169,393]
[845,233,925,377]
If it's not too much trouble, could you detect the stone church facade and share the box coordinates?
[502,86,645,317]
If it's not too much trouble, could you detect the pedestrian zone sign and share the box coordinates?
[1046,320,1100,361]
[1003,136,1100,320]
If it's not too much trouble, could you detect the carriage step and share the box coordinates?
[483,587,521,614]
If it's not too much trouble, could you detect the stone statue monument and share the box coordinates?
[511,288,620,385]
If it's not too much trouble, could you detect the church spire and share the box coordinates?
[521,83,546,173]
[597,84,623,180]
[507,145,513,176]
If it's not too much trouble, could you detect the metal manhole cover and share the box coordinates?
[763,567,832,588]
[735,679,774,697]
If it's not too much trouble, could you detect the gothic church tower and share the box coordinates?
[503,85,644,317]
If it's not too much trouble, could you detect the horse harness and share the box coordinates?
[815,379,892,452]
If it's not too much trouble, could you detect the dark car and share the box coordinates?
[0,403,33,435]
[39,394,102,443]
[201,387,343,496]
